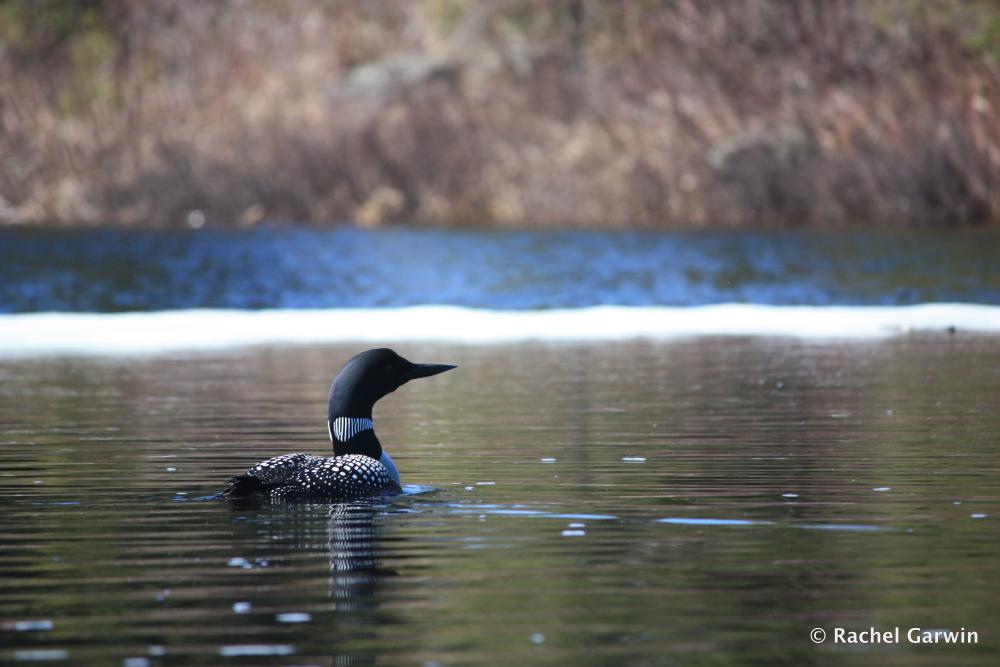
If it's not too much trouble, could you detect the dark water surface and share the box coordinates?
[2,338,998,665]
[2,227,999,312]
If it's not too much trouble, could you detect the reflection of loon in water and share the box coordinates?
[326,501,391,667]
[328,502,382,607]
[224,348,455,501]
[224,497,400,665]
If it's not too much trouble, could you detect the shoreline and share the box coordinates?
[1,2,997,230]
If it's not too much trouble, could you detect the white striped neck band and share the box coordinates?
[328,417,375,443]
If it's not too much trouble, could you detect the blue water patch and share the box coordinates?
[2,227,998,312]
[217,645,294,657]
[656,517,892,532]
[13,649,69,661]
[400,484,437,496]
[413,501,618,521]
[657,517,766,526]
[794,523,891,532]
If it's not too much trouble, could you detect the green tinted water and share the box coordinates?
[2,338,998,665]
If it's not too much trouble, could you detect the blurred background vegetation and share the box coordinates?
[0,0,997,229]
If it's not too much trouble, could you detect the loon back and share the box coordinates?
[224,453,395,501]
[223,348,455,501]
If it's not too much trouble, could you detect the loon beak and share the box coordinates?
[406,362,457,380]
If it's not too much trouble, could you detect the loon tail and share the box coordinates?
[223,473,268,499]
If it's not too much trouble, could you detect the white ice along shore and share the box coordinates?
[1,304,999,355]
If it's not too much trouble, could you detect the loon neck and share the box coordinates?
[327,416,381,460]
[328,416,374,442]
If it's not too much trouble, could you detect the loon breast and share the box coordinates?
[228,452,396,500]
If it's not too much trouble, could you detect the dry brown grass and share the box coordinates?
[0,0,997,228]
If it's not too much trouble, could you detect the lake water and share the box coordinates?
[2,227,999,311]
[1,227,999,665]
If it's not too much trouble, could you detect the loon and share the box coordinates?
[223,348,455,501]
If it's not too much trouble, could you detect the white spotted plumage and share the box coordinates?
[245,452,394,500]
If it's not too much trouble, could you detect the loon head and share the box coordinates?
[326,349,455,472]
[328,348,456,419]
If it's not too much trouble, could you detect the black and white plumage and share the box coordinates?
[233,453,393,500]
[329,417,374,443]
[223,348,455,502]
